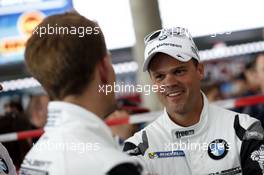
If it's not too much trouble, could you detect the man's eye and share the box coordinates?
[174,69,186,75]
[155,74,164,80]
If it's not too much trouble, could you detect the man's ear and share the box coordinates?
[98,56,110,84]
[197,63,205,80]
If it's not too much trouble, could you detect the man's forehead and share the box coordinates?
[150,52,185,66]
[149,57,189,74]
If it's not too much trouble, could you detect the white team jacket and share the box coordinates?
[20,101,142,175]
[124,93,264,175]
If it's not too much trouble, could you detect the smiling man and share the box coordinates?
[123,27,264,175]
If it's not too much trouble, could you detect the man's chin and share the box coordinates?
[166,103,185,114]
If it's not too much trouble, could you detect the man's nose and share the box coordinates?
[162,74,179,87]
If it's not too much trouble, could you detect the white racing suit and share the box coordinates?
[0,143,16,175]
[124,93,264,175]
[20,101,143,175]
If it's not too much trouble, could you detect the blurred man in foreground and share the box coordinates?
[123,27,264,175]
[20,12,143,175]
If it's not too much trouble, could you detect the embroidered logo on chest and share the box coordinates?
[208,139,229,160]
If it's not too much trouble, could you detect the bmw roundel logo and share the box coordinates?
[208,139,229,160]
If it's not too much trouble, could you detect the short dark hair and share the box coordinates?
[25,12,107,100]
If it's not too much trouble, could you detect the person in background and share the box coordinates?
[202,84,222,102]
[4,101,24,116]
[242,54,264,124]
[229,74,248,98]
[256,54,264,95]
[243,58,260,96]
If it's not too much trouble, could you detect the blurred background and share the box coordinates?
[1,0,264,169]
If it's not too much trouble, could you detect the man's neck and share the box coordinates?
[63,93,105,119]
[169,113,200,127]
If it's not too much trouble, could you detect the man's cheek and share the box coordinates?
[186,80,197,90]
[156,91,163,98]
[156,92,166,104]
[158,85,166,93]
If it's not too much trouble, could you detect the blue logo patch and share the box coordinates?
[208,139,229,160]
[148,150,185,159]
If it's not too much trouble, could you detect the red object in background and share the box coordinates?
[235,95,264,108]
[17,129,44,141]
[1,94,264,143]
[105,117,129,126]
[121,106,149,113]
